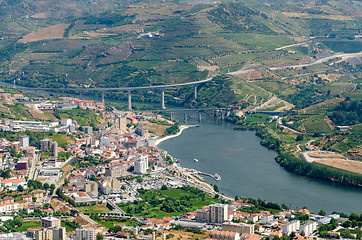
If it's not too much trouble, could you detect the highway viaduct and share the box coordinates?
[15,77,213,110]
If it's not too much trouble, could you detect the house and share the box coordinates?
[298,209,310,215]
[0,178,27,190]
[0,202,20,213]
[269,232,282,239]
[212,230,240,240]
[327,231,340,237]
[240,234,262,240]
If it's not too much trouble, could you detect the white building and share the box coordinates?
[19,135,29,149]
[282,220,300,235]
[60,119,72,127]
[134,155,148,174]
[0,178,27,191]
[210,203,228,223]
[260,214,274,224]
[75,227,96,240]
[299,221,317,236]
[0,202,20,213]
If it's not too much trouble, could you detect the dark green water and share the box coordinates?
[159,117,362,214]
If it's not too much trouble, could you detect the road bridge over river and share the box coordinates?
[14,78,213,110]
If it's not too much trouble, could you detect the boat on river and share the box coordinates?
[194,158,199,162]
[214,173,221,181]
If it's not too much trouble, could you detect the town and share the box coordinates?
[0,90,360,240]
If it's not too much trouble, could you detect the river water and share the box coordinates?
[159,115,362,214]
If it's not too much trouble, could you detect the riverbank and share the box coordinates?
[155,125,198,146]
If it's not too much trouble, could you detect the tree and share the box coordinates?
[342,220,351,228]
[296,135,304,141]
[0,169,11,179]
[213,184,219,192]
[161,185,168,190]
[17,185,24,192]
[319,209,326,216]
[349,212,359,221]
[96,233,104,240]
[43,183,49,190]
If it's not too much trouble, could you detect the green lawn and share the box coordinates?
[117,186,220,219]
[246,113,270,123]
[17,221,41,232]
[61,221,77,232]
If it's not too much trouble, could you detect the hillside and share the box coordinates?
[0,0,360,110]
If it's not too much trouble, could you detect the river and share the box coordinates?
[159,115,362,214]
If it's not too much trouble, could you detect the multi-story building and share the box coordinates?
[135,126,148,137]
[41,217,61,228]
[19,135,29,149]
[40,139,58,157]
[84,181,98,196]
[210,203,228,223]
[117,116,127,132]
[299,221,317,236]
[260,214,274,224]
[11,141,20,152]
[82,126,93,135]
[34,227,66,240]
[52,142,58,158]
[60,119,72,127]
[196,206,210,222]
[75,227,96,240]
[222,222,255,234]
[41,139,53,152]
[105,164,127,178]
[282,220,300,235]
[134,155,148,174]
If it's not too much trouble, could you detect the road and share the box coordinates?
[269,52,362,70]
[28,152,39,180]
[275,40,311,51]
[15,77,213,92]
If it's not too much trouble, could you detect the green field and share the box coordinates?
[17,221,41,232]
[322,40,362,53]
[117,186,220,219]
[54,107,101,127]
[246,113,271,123]
[219,33,295,50]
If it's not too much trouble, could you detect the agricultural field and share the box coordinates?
[0,0,360,112]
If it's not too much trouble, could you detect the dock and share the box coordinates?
[196,171,220,181]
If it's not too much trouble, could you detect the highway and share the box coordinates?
[15,77,213,92]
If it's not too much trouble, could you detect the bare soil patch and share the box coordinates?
[51,198,72,213]
[140,122,169,136]
[144,229,209,240]
[314,159,362,175]
[18,23,69,43]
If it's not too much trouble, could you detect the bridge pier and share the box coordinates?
[194,85,198,100]
[184,113,187,123]
[161,89,165,109]
[127,90,132,111]
[101,91,105,105]
[170,112,174,121]
[198,112,202,122]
